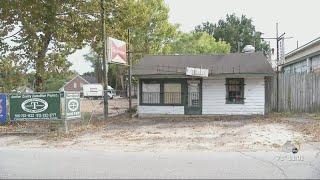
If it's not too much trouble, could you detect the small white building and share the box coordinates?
[132,53,274,116]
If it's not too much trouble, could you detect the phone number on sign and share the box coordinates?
[14,113,58,119]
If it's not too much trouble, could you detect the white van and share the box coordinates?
[83,84,115,99]
[107,85,116,99]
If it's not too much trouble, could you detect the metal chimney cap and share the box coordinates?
[243,45,255,53]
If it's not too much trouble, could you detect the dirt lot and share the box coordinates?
[1,114,319,152]
[80,97,137,117]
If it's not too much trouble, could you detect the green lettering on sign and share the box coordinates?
[9,92,61,120]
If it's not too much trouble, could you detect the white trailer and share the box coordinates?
[83,84,115,99]
[83,84,103,99]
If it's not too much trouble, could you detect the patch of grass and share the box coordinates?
[267,112,295,118]
[268,112,320,120]
[305,113,320,121]
[0,120,63,134]
[40,131,77,141]
[272,143,281,149]
[292,140,302,149]
[127,105,137,113]
[299,123,320,140]
[81,112,92,124]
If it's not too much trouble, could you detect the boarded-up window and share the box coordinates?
[226,78,244,104]
[142,83,160,104]
[164,83,181,104]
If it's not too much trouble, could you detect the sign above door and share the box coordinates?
[186,67,209,77]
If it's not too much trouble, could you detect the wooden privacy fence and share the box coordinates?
[266,72,320,113]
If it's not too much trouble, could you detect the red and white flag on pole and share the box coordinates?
[107,37,127,65]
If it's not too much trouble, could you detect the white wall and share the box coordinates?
[285,43,320,63]
[202,77,265,115]
[138,106,184,115]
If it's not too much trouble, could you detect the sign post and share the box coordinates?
[64,91,81,133]
[0,94,7,124]
[101,0,108,120]
[9,92,61,121]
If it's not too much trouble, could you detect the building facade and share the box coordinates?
[283,37,320,73]
[60,75,99,95]
[133,53,274,116]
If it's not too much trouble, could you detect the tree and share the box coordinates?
[0,53,26,93]
[129,0,178,54]
[163,32,231,55]
[86,0,178,90]
[84,50,129,90]
[84,51,103,84]
[1,0,178,91]
[195,14,270,54]
[0,0,95,91]
[82,71,96,77]
[43,70,76,91]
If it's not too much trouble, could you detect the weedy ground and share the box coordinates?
[1,113,319,152]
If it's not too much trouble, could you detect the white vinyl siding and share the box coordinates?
[138,106,184,115]
[202,77,265,115]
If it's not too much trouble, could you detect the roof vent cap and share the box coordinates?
[242,45,255,53]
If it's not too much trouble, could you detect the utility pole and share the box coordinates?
[126,30,145,116]
[101,0,108,119]
[237,42,242,53]
[127,29,132,113]
[261,22,293,112]
[276,22,279,112]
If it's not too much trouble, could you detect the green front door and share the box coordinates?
[185,80,202,115]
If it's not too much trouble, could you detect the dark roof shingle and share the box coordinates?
[81,75,98,84]
[132,53,274,76]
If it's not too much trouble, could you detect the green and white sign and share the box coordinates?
[9,92,61,120]
[65,92,81,120]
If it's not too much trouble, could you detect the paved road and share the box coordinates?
[0,148,319,179]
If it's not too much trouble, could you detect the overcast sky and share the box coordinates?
[69,0,320,74]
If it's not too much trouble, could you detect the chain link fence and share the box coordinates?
[80,94,137,122]
[0,90,137,134]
